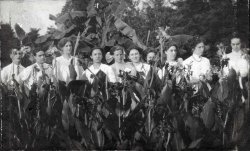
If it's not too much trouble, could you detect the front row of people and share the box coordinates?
[1,36,249,92]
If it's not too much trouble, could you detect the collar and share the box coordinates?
[35,63,49,70]
[192,54,202,62]
[62,55,73,61]
[12,62,21,67]
[165,61,177,66]
[231,50,242,56]
[90,63,103,70]
[133,62,142,68]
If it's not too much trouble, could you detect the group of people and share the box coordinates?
[1,35,249,95]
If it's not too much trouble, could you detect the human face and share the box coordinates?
[62,41,73,55]
[193,42,205,57]
[146,52,156,63]
[35,51,46,64]
[165,46,177,61]
[231,38,241,52]
[217,42,224,50]
[91,49,102,63]
[10,49,22,64]
[113,49,124,63]
[129,49,140,63]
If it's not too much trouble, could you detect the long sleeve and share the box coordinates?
[17,66,33,86]
[1,68,8,84]
[228,57,249,78]
[223,52,249,78]
[238,59,249,77]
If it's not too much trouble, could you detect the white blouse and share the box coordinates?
[1,63,24,86]
[110,63,127,83]
[183,54,211,81]
[83,63,116,84]
[223,51,249,78]
[125,62,151,79]
[158,61,177,80]
[17,63,52,89]
[53,56,84,84]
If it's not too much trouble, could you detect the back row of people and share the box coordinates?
[1,35,249,91]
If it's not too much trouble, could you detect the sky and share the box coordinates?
[0,0,175,35]
[0,0,66,35]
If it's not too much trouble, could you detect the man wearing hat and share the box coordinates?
[1,39,25,88]
[17,47,53,90]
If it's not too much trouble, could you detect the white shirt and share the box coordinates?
[53,56,84,84]
[1,63,24,86]
[83,63,116,84]
[111,63,127,83]
[17,63,52,89]
[158,61,177,80]
[224,51,249,78]
[125,62,151,79]
[183,54,211,81]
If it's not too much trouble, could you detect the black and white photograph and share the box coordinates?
[0,0,249,150]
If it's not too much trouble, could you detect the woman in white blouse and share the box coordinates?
[53,38,83,84]
[223,36,249,78]
[125,48,151,80]
[158,44,178,80]
[83,47,116,84]
[183,37,211,83]
[110,45,128,82]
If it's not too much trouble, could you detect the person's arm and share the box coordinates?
[203,59,212,81]
[238,58,249,78]
[16,66,32,85]
[1,68,8,84]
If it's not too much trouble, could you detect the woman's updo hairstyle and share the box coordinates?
[230,31,241,41]
[90,46,103,55]
[186,36,205,52]
[164,41,178,53]
[57,37,73,50]
[144,47,156,60]
[110,45,125,55]
[128,46,142,55]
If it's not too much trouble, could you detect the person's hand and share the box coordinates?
[205,70,213,81]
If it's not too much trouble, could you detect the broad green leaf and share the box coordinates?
[87,0,97,17]
[92,121,105,148]
[96,16,102,26]
[14,23,26,40]
[75,118,92,147]
[114,1,127,18]
[62,99,69,131]
[158,81,172,105]
[188,137,203,149]
[200,99,216,130]
[114,18,147,50]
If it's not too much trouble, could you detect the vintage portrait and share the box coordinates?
[0,0,249,150]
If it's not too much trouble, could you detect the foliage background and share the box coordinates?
[0,0,249,150]
[1,0,249,67]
